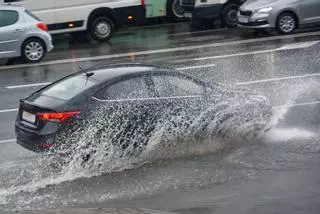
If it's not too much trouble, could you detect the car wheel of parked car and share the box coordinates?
[90,17,114,42]
[167,0,185,20]
[221,3,240,28]
[22,38,46,63]
[276,12,297,34]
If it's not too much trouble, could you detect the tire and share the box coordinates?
[89,16,114,42]
[221,3,240,28]
[167,0,185,21]
[276,12,297,34]
[21,38,46,63]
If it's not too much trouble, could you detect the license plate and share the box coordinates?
[184,13,192,18]
[22,111,36,123]
[239,17,249,23]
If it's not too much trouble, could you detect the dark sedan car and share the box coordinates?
[15,64,272,156]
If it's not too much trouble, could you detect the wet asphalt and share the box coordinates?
[0,22,320,213]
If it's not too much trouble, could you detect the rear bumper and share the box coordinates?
[15,125,54,152]
[47,42,54,52]
[43,33,54,53]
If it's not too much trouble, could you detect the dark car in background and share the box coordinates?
[181,0,247,28]
[15,64,272,155]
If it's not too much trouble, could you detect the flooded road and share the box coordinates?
[0,23,320,213]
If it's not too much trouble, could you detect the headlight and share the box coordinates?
[255,7,273,14]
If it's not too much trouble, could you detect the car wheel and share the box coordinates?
[276,12,297,34]
[22,38,46,63]
[167,0,185,21]
[221,3,240,28]
[89,16,114,42]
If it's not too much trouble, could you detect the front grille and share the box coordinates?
[240,10,253,17]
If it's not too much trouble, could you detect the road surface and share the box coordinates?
[0,23,320,214]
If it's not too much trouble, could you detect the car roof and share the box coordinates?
[0,3,25,11]
[82,63,183,83]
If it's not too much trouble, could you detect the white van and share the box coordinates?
[3,0,145,41]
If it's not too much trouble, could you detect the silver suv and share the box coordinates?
[238,0,320,34]
[0,4,54,63]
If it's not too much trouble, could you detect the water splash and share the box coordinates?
[0,89,272,208]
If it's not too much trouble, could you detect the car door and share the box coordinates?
[150,74,208,141]
[91,75,159,153]
[0,10,21,59]
[298,0,320,24]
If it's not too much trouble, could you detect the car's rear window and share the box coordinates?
[38,74,98,101]
[25,9,41,21]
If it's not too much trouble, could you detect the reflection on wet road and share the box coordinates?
[0,23,320,213]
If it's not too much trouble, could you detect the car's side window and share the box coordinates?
[152,75,205,97]
[0,10,19,28]
[94,77,152,100]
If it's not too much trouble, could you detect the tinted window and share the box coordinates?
[37,74,98,101]
[0,10,19,27]
[152,75,204,97]
[95,77,151,100]
[25,9,41,21]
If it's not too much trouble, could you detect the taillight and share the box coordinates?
[140,0,145,6]
[39,143,53,149]
[37,111,80,123]
[36,23,48,32]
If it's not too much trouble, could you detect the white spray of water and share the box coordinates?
[0,90,273,204]
[5,78,319,207]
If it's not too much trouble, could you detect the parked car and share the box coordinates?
[3,0,145,42]
[15,64,272,155]
[0,4,53,63]
[181,0,247,28]
[238,0,320,34]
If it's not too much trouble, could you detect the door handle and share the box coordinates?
[13,29,22,33]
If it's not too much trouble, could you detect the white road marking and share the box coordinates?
[1,31,320,70]
[6,82,51,89]
[117,27,227,37]
[176,64,216,70]
[168,28,227,36]
[0,108,18,113]
[235,72,320,85]
[194,41,319,61]
[273,101,320,110]
[276,41,319,50]
[0,138,16,144]
[194,49,276,61]
[4,65,216,89]
[2,65,320,91]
